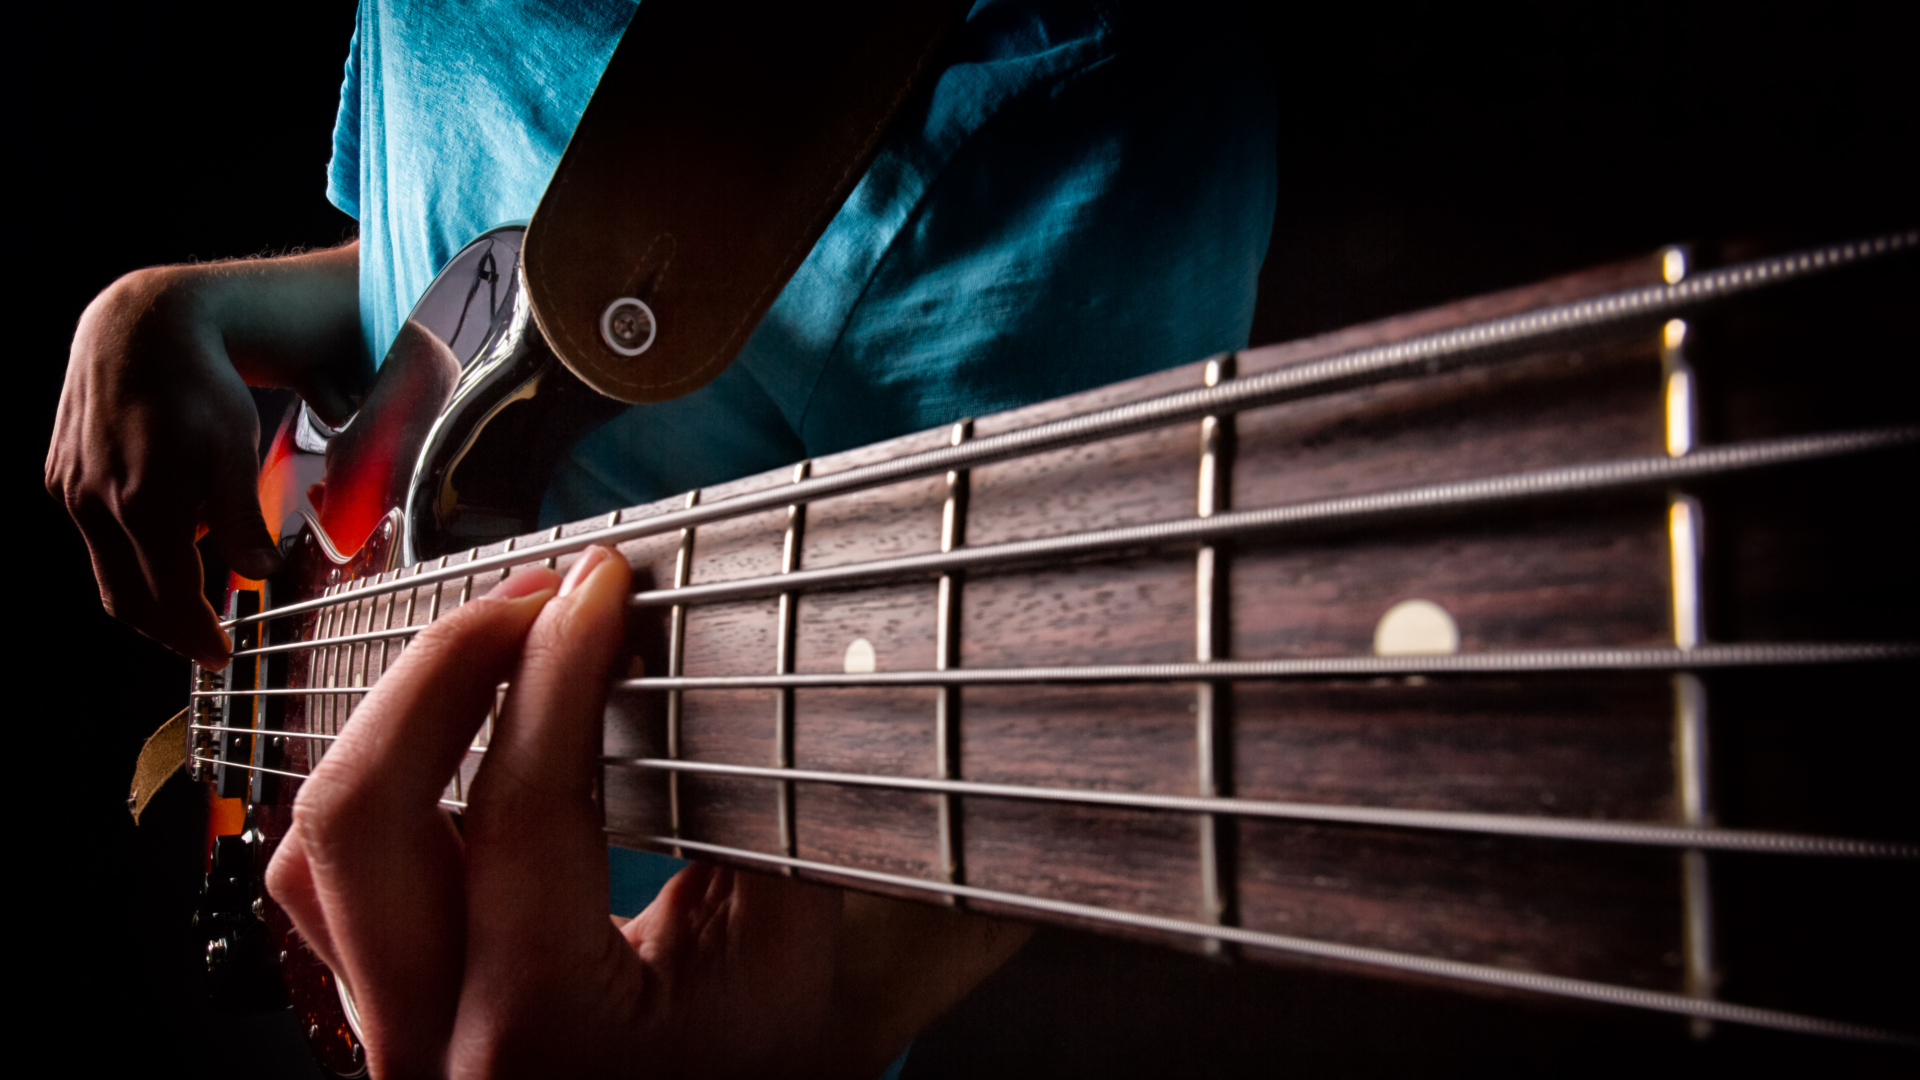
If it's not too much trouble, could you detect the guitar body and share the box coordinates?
[188,230,1919,1072]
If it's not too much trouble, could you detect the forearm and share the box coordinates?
[120,240,368,421]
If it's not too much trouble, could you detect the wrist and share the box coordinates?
[140,245,368,408]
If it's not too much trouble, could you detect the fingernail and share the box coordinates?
[203,627,234,669]
[559,545,612,598]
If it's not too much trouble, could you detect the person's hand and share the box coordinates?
[265,547,877,1078]
[46,244,365,667]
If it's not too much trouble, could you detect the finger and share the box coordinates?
[301,378,360,429]
[624,865,845,1075]
[70,492,231,667]
[291,568,558,1077]
[264,821,344,976]
[458,548,636,1040]
[471,546,628,832]
[202,428,283,582]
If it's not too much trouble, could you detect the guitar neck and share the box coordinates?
[202,232,1920,1044]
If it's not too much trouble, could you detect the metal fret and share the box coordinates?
[424,555,449,625]
[458,546,480,606]
[629,833,1913,1047]
[666,490,700,855]
[245,581,277,805]
[1195,357,1235,951]
[424,558,456,790]
[937,419,972,902]
[543,525,563,569]
[339,581,362,731]
[1662,303,1717,1035]
[347,578,376,718]
[476,541,518,766]
[313,585,335,742]
[1674,671,1713,1013]
[776,463,811,868]
[374,570,400,689]
[396,562,421,662]
[223,232,1920,632]
[306,588,332,766]
[321,584,347,744]
[333,580,358,730]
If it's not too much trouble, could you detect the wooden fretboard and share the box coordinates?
[195,232,1920,1045]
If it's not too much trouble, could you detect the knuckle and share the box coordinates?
[289,762,367,854]
[262,838,300,900]
[399,612,471,665]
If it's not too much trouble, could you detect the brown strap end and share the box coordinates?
[129,708,189,825]
[524,0,969,404]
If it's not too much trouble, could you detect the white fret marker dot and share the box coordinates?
[1373,599,1459,656]
[843,637,877,674]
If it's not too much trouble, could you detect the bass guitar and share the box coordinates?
[149,226,1919,1072]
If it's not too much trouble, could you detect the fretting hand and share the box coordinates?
[266,546,1018,1078]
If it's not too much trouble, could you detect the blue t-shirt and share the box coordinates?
[329,0,1275,936]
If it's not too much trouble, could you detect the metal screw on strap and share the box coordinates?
[601,297,657,356]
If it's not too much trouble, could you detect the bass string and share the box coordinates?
[186,234,1920,1047]
[195,641,1920,697]
[181,752,1919,1045]
[183,721,1918,860]
[229,564,493,789]
[193,639,1919,848]
[635,833,1917,1048]
[217,229,1920,633]
[221,427,1920,662]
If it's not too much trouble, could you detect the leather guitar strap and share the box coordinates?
[524,0,973,403]
[129,708,188,824]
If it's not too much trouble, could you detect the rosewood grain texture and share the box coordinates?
[678,770,783,854]
[793,584,941,673]
[801,426,951,569]
[1230,505,1674,658]
[966,421,1202,546]
[962,799,1204,924]
[790,688,939,774]
[793,783,940,881]
[1231,342,1664,511]
[682,600,780,676]
[685,505,787,586]
[1236,824,1683,987]
[265,241,1916,1036]
[968,360,1210,443]
[961,556,1198,667]
[1229,677,1677,820]
[958,684,1201,795]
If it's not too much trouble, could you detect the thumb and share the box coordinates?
[203,434,283,581]
[300,371,363,430]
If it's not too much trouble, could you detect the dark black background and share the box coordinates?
[14,2,1914,1076]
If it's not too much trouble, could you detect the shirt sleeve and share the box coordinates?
[325,18,362,220]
